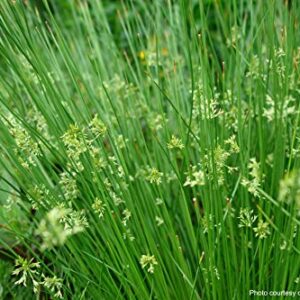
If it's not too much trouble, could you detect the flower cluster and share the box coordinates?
[241,158,262,197]
[92,197,106,219]
[191,80,223,122]
[140,254,158,274]
[35,207,71,251]
[27,184,53,210]
[263,94,295,122]
[12,257,40,290]
[35,206,88,251]
[253,220,271,239]
[41,275,63,299]
[238,208,258,228]
[89,114,107,138]
[278,170,300,208]
[61,124,87,171]
[62,209,89,235]
[12,256,64,298]
[59,172,79,201]
[146,167,163,185]
[167,135,184,150]
[8,116,41,168]
[122,209,132,226]
[122,208,135,241]
[61,116,108,172]
[184,165,205,187]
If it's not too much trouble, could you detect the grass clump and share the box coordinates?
[0,0,300,299]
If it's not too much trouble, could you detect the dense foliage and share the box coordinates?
[0,0,300,299]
